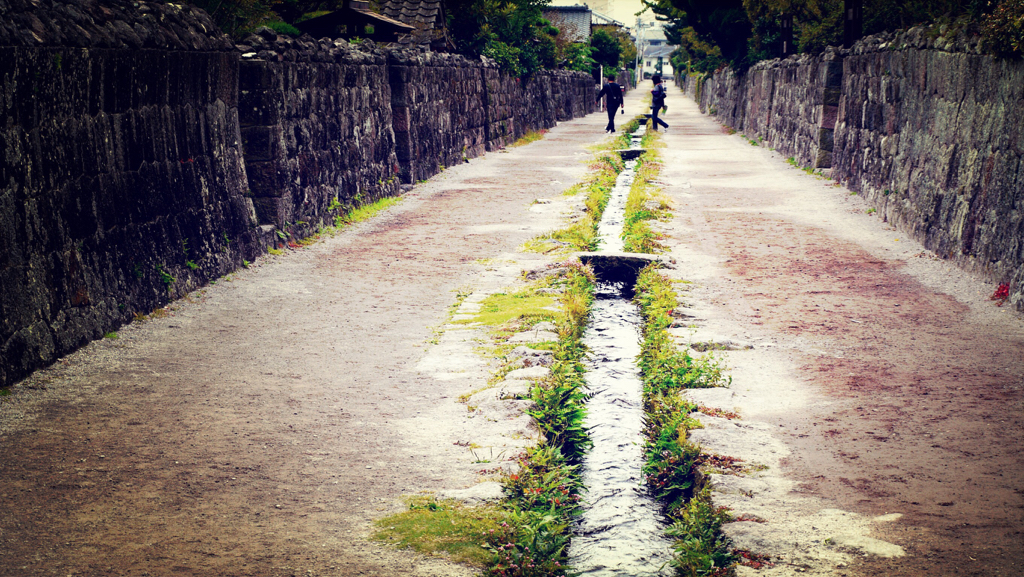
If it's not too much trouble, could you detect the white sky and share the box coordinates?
[547,0,660,27]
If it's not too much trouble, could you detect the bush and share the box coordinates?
[264,21,301,36]
[982,0,1024,57]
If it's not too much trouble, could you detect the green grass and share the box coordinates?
[336,195,402,226]
[522,154,622,254]
[454,290,556,328]
[511,129,547,147]
[372,497,504,567]
[622,153,669,254]
[633,264,737,575]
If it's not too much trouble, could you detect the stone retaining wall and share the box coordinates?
[833,32,1023,306]
[0,0,259,388]
[0,2,599,387]
[237,33,399,233]
[679,31,1023,310]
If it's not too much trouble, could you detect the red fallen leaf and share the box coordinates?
[990,283,1009,301]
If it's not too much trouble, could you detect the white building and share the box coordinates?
[636,25,674,79]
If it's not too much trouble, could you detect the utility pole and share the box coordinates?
[780,13,794,57]
[844,0,863,48]
[634,17,642,82]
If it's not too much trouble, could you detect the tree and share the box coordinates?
[645,0,752,65]
[446,0,554,76]
[590,28,622,69]
[611,28,638,69]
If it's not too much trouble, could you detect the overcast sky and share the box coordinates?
[548,0,660,27]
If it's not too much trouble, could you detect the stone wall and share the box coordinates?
[0,3,599,387]
[389,49,489,184]
[832,31,1024,308]
[389,53,596,184]
[679,32,1023,310]
[0,0,259,388]
[237,32,399,234]
[681,53,842,170]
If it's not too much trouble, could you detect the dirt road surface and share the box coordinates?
[1,83,1021,577]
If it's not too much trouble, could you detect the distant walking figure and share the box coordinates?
[596,74,625,133]
[650,74,669,132]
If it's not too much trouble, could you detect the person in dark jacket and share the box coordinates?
[596,74,625,132]
[650,74,669,131]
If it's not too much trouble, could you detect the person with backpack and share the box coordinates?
[596,74,625,133]
[650,74,669,132]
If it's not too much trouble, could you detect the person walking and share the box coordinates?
[650,74,669,132]
[596,74,625,133]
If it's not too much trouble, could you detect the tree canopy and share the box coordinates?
[644,0,1023,74]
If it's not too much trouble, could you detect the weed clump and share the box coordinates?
[488,262,596,577]
[522,155,622,254]
[372,497,504,567]
[622,153,670,254]
[633,264,737,575]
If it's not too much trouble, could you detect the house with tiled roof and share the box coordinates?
[377,0,452,49]
[541,5,592,43]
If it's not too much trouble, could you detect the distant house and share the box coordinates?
[642,44,674,77]
[637,26,675,79]
[293,0,414,43]
[542,5,592,43]
[377,0,453,50]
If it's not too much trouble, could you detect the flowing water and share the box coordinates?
[569,129,674,575]
[595,160,635,253]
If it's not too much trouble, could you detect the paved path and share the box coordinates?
[0,82,1021,577]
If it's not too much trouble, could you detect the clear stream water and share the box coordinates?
[569,131,674,576]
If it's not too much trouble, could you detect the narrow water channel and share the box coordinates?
[595,160,635,253]
[569,129,673,575]
[569,282,674,575]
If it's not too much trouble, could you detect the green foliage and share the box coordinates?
[643,408,702,510]
[632,265,737,575]
[486,506,574,576]
[654,0,1013,71]
[602,26,638,69]
[485,263,596,577]
[502,447,583,515]
[188,0,280,37]
[671,25,727,74]
[154,264,175,287]
[372,497,504,567]
[447,0,553,77]
[982,0,1024,57]
[561,42,595,73]
[264,21,301,36]
[530,154,621,253]
[622,155,669,254]
[666,488,736,576]
[528,264,595,460]
[590,28,622,69]
[647,0,751,68]
[634,266,731,392]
